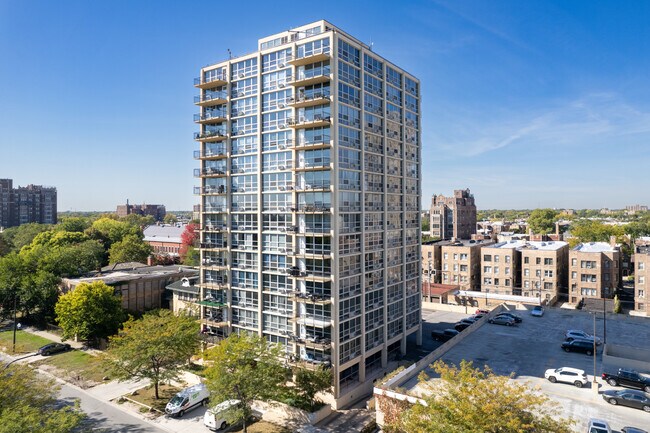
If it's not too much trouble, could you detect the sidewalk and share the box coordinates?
[21,325,102,355]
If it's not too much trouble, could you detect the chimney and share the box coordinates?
[555,221,560,236]
[610,235,617,248]
[147,255,154,266]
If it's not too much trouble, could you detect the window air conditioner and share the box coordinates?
[279,124,287,129]
[278,103,285,108]
[279,165,286,170]
[279,83,286,88]
[239,73,245,78]
[279,144,286,149]
[278,62,286,68]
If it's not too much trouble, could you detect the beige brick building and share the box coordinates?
[634,246,649,315]
[429,189,476,240]
[480,240,526,296]
[519,241,569,304]
[439,239,493,290]
[568,242,621,303]
[422,241,442,284]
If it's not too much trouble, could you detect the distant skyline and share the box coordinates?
[1,1,649,211]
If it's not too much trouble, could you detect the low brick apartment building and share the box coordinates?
[440,239,494,290]
[480,240,526,296]
[568,242,621,303]
[634,245,649,315]
[519,241,569,304]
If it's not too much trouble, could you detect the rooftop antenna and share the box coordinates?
[369,37,374,51]
[227,49,232,59]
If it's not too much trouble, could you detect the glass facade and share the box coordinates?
[194,21,421,404]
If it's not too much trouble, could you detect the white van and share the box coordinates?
[165,383,210,417]
[204,399,240,431]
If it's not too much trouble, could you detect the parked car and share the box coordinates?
[38,343,71,356]
[561,339,595,355]
[494,312,522,323]
[458,318,478,326]
[470,313,486,320]
[454,322,471,332]
[602,389,650,412]
[621,427,648,433]
[587,419,612,433]
[475,309,490,315]
[431,329,460,342]
[204,399,240,431]
[488,316,516,326]
[544,367,589,387]
[601,368,650,393]
[565,330,602,345]
[165,383,210,417]
[531,306,544,317]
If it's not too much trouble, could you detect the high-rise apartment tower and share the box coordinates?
[429,188,476,240]
[193,20,421,407]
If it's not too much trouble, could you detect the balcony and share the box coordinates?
[197,167,228,178]
[194,149,227,160]
[203,205,228,213]
[194,91,228,107]
[295,182,330,192]
[294,136,332,151]
[289,291,332,305]
[200,242,228,250]
[194,110,228,124]
[287,48,331,66]
[194,185,227,195]
[230,205,258,213]
[291,314,332,328]
[202,258,227,268]
[297,204,331,213]
[199,224,228,233]
[194,130,228,142]
[287,115,331,129]
[194,73,227,89]
[289,71,331,88]
[231,262,257,270]
[287,93,331,109]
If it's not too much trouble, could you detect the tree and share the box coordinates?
[183,246,200,266]
[0,223,51,252]
[108,234,152,264]
[613,294,622,314]
[204,333,287,433]
[57,217,91,233]
[0,234,11,257]
[293,366,332,411]
[55,281,126,342]
[527,209,559,235]
[87,217,140,248]
[103,309,200,400]
[0,364,85,433]
[421,216,430,232]
[163,213,178,224]
[179,223,199,263]
[389,360,574,433]
[121,214,155,228]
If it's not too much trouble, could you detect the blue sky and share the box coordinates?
[1,0,649,211]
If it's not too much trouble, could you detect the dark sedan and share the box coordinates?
[561,339,595,355]
[602,389,650,412]
[495,312,523,323]
[38,343,71,356]
[488,316,516,326]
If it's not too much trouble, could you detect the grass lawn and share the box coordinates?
[34,350,111,386]
[228,421,291,433]
[126,384,181,413]
[0,330,53,354]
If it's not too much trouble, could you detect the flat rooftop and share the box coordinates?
[572,242,618,253]
[483,240,528,250]
[520,240,568,251]
[64,265,199,286]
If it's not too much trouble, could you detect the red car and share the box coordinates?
[475,309,489,315]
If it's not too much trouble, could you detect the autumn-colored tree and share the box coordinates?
[179,223,199,264]
[390,360,574,433]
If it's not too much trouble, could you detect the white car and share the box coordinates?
[566,330,602,345]
[531,306,544,317]
[165,383,210,417]
[544,367,589,388]
[587,419,611,433]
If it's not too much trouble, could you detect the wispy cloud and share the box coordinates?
[431,93,650,158]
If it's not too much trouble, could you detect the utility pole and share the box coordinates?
[592,312,598,393]
[603,296,607,345]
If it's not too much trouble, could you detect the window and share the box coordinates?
[639,262,646,270]
[297,38,330,59]
[262,49,291,72]
[484,255,492,262]
[544,258,553,265]
[339,61,360,86]
[339,83,360,107]
[536,257,541,265]
[338,39,360,66]
[572,258,577,266]
[524,257,529,264]
[231,58,257,79]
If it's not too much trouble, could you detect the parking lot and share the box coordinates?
[404,306,650,432]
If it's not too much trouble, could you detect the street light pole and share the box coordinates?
[592,312,598,393]
[603,296,607,345]
[12,295,17,353]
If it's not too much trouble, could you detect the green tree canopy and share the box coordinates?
[103,309,200,399]
[57,217,91,233]
[527,209,559,235]
[163,213,178,224]
[120,213,156,228]
[387,360,574,433]
[0,364,85,433]
[55,281,126,342]
[87,217,140,247]
[0,223,52,252]
[293,366,332,411]
[204,333,287,433]
[569,220,624,245]
[108,234,152,264]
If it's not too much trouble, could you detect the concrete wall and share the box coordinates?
[602,343,650,373]
[255,400,331,427]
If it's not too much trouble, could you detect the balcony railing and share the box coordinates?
[288,93,331,108]
[194,72,228,88]
[288,47,331,66]
[287,115,331,128]
[194,91,228,106]
[194,130,228,141]
[194,110,227,123]
[289,70,331,87]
